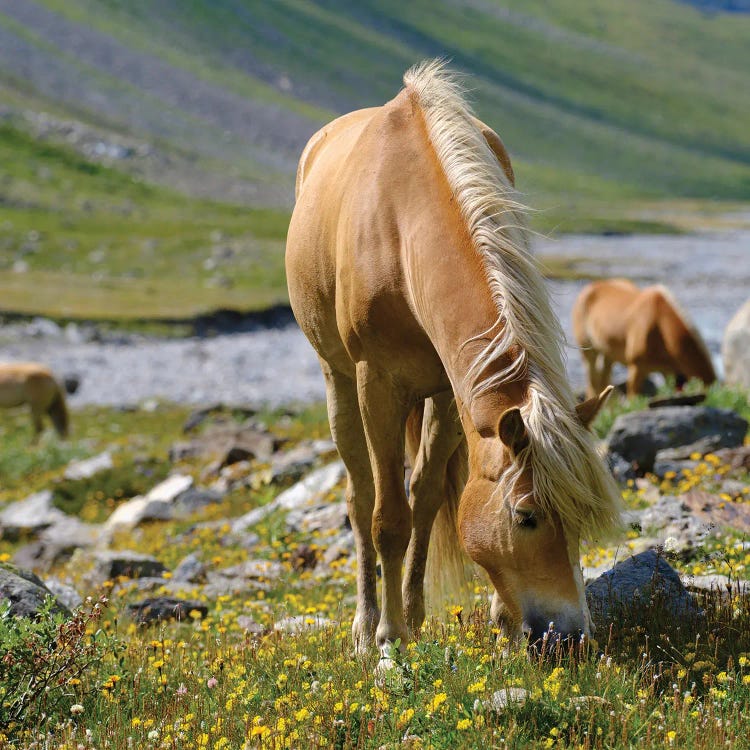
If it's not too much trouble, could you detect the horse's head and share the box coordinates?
[458,387,613,651]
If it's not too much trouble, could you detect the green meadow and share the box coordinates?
[1,384,750,748]
[0,0,749,321]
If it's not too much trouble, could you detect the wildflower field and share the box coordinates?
[1,385,749,749]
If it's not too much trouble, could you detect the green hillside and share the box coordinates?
[0,0,749,319]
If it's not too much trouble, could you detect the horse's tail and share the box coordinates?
[47,382,69,438]
[406,403,475,618]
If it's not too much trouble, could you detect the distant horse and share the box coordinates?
[286,61,620,657]
[572,279,716,398]
[0,362,69,439]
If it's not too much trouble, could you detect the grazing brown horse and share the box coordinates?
[0,362,69,439]
[572,279,717,398]
[286,61,620,658]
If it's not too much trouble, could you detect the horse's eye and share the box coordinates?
[515,510,537,529]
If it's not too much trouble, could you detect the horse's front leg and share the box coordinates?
[403,392,464,634]
[320,362,379,654]
[356,362,411,656]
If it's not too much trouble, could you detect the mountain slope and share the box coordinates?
[0,0,748,319]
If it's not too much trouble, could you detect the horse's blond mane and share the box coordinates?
[652,284,715,375]
[404,60,621,539]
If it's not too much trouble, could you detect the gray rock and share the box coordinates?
[12,514,101,572]
[236,614,265,635]
[173,487,223,515]
[88,550,167,583]
[606,407,748,473]
[276,461,346,512]
[274,614,334,634]
[606,452,637,483]
[0,564,71,618]
[585,549,700,631]
[486,688,528,712]
[218,559,284,581]
[104,473,196,531]
[231,461,345,533]
[0,490,65,540]
[43,578,83,611]
[127,596,208,625]
[286,501,348,534]
[268,439,337,484]
[321,532,356,568]
[145,474,194,503]
[680,573,737,594]
[722,299,750,389]
[172,553,208,583]
[63,451,113,481]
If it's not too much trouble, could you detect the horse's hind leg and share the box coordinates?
[581,347,600,399]
[626,364,647,397]
[29,403,45,442]
[355,361,411,654]
[320,361,379,654]
[403,392,464,634]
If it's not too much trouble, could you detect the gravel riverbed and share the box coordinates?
[2,230,748,408]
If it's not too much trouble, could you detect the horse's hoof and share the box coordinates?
[374,644,406,689]
[352,612,378,656]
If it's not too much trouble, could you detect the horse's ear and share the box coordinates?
[575,385,614,429]
[498,407,529,454]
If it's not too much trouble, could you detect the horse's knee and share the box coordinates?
[372,504,411,557]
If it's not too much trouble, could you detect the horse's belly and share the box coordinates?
[0,382,26,408]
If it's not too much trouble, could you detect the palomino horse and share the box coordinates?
[286,62,620,656]
[572,279,716,398]
[0,362,69,439]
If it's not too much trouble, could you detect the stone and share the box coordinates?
[268,439,337,484]
[0,564,71,618]
[63,451,113,481]
[171,421,282,464]
[127,597,207,625]
[104,495,173,531]
[605,407,748,474]
[88,550,167,583]
[172,553,208,583]
[231,461,346,534]
[236,614,265,635]
[606,452,637,483]
[486,688,528,712]
[713,446,750,471]
[173,487,223,515]
[13,515,101,571]
[43,578,83,611]
[585,549,700,631]
[218,559,284,582]
[286,500,348,535]
[145,474,194,503]
[276,461,346,512]
[722,298,750,389]
[104,474,196,531]
[274,614,334,634]
[0,490,65,540]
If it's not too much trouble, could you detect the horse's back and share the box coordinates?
[572,279,640,350]
[286,88,462,387]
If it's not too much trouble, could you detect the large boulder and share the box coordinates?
[0,564,71,618]
[722,299,750,389]
[606,406,747,474]
[586,549,700,633]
